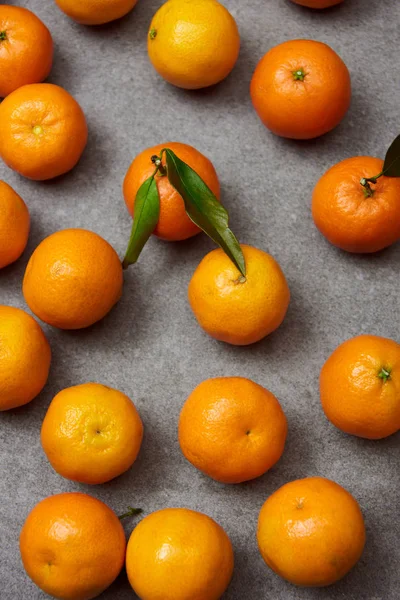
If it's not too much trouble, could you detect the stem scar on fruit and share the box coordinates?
[0,31,6,41]
[292,68,307,81]
[149,28,157,40]
[378,367,391,383]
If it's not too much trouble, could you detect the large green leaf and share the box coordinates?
[383,134,400,177]
[164,149,246,277]
[123,174,160,268]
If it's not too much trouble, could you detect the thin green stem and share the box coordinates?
[360,171,384,197]
[378,367,391,383]
[118,507,143,520]
[151,153,167,176]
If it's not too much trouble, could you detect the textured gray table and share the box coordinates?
[1,0,399,598]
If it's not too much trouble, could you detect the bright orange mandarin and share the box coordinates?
[291,0,343,7]
[179,377,287,484]
[124,142,220,241]
[257,477,366,587]
[320,335,400,439]
[54,0,138,25]
[0,5,53,98]
[148,0,240,90]
[312,156,400,253]
[251,39,351,139]
[0,83,87,180]
[189,245,290,345]
[20,492,126,600]
[0,306,51,411]
[0,181,30,269]
[41,383,144,484]
[23,229,123,330]
[126,508,234,600]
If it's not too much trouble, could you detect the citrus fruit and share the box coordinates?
[0,83,87,180]
[41,383,144,484]
[124,142,220,241]
[320,335,400,439]
[20,492,126,600]
[148,0,240,89]
[312,156,400,253]
[126,508,234,600]
[0,181,30,269]
[54,0,138,25]
[23,229,123,330]
[250,39,351,139]
[179,377,287,483]
[0,305,51,411]
[0,5,53,98]
[188,244,290,345]
[291,0,343,7]
[257,477,366,587]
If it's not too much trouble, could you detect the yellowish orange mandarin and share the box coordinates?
[0,181,30,269]
[257,477,366,587]
[0,305,51,411]
[179,377,287,483]
[41,383,144,484]
[126,508,234,600]
[148,0,240,89]
[20,493,126,600]
[188,245,290,345]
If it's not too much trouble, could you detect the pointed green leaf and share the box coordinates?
[123,173,160,268]
[383,134,400,177]
[164,149,246,276]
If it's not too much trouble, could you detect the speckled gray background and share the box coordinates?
[1,0,399,598]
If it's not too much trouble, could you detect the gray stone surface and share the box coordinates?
[1,0,399,598]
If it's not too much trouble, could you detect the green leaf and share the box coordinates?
[164,149,246,277]
[382,134,400,177]
[123,173,160,268]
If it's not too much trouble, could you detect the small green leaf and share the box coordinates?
[382,134,400,177]
[164,149,246,277]
[123,173,160,268]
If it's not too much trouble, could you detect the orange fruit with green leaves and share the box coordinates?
[179,377,287,483]
[257,477,366,587]
[251,39,351,139]
[23,229,123,329]
[54,0,138,25]
[0,83,87,180]
[188,245,290,345]
[0,305,51,411]
[123,142,220,242]
[0,181,30,269]
[0,5,53,98]
[312,153,400,253]
[126,508,234,600]
[41,383,144,484]
[20,492,126,600]
[320,335,400,439]
[147,0,240,89]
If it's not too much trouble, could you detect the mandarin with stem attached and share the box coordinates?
[123,142,220,241]
[251,39,351,139]
[0,5,53,97]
